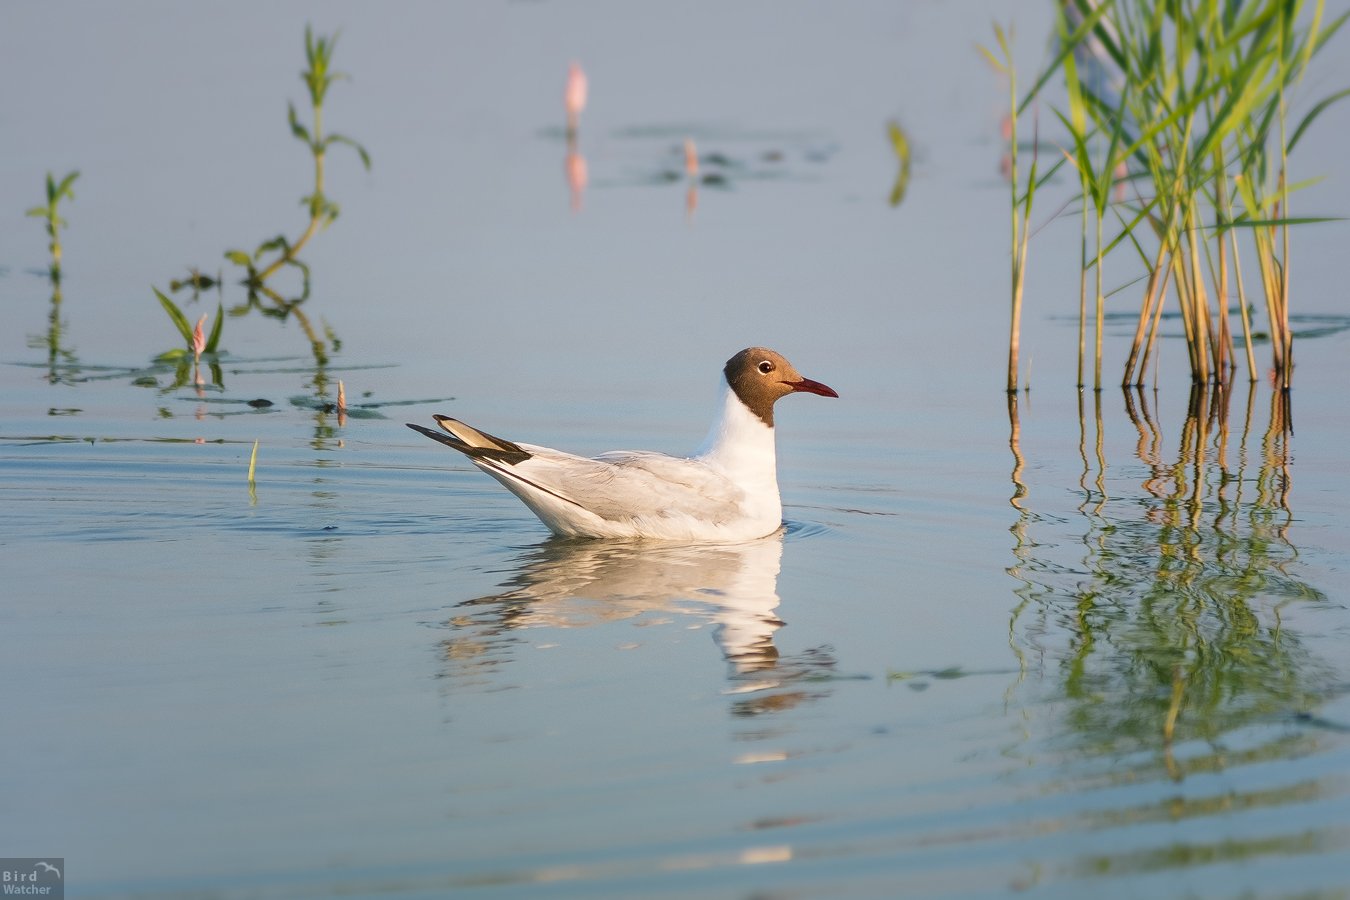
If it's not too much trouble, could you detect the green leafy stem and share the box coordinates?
[26,170,79,283]
[228,26,371,291]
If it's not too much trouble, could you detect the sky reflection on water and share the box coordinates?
[2,2,1350,897]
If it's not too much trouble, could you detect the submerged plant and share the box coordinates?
[26,170,79,284]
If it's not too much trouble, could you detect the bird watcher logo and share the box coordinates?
[0,860,62,898]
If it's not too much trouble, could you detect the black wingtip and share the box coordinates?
[406,421,461,449]
[406,420,532,465]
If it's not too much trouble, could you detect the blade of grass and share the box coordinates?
[154,287,194,345]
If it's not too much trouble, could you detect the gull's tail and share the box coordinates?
[406,415,532,465]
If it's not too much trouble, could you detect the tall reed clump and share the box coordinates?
[1021,0,1346,391]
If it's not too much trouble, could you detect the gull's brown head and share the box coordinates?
[723,347,838,427]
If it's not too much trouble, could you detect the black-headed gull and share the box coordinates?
[407,347,837,541]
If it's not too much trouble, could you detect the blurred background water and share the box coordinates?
[3,2,1350,897]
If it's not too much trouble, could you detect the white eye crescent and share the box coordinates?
[758,360,774,373]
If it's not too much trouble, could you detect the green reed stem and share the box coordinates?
[984,24,1033,394]
[26,171,79,285]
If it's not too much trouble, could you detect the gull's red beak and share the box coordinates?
[787,377,839,398]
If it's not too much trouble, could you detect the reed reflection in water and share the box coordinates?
[29,263,79,389]
[23,172,81,389]
[434,534,840,717]
[1006,381,1337,874]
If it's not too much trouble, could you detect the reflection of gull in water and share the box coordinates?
[438,534,844,717]
[449,535,787,673]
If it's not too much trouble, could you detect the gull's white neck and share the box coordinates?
[695,381,779,489]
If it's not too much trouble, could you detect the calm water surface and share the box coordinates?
[3,2,1350,898]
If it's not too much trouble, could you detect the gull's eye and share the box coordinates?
[758,360,774,374]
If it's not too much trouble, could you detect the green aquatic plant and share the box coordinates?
[981,25,1042,394]
[1051,0,1195,389]
[168,268,221,295]
[886,120,912,208]
[1016,0,1347,389]
[248,439,260,505]
[26,170,79,284]
[227,26,370,292]
[148,287,225,392]
[150,25,369,375]
[154,288,223,361]
[25,171,82,383]
[218,25,369,367]
[1054,0,1125,390]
